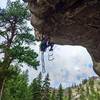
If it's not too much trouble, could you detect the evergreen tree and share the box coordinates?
[37,72,42,93]
[88,79,99,100]
[0,0,39,98]
[86,83,89,99]
[79,87,85,100]
[51,89,56,100]
[57,84,63,100]
[42,73,50,100]
[67,87,72,100]
[31,79,40,100]
[31,72,42,100]
[89,78,94,92]
[2,70,31,100]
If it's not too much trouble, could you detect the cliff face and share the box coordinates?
[27,0,100,75]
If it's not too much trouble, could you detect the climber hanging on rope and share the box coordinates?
[40,35,54,52]
[40,34,54,73]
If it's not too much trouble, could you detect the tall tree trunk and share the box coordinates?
[0,78,6,100]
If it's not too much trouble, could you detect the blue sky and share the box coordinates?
[29,44,96,88]
[0,0,97,88]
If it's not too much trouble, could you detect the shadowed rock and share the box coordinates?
[26,0,100,76]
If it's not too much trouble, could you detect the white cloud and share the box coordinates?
[27,43,96,88]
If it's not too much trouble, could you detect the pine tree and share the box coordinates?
[88,79,97,100]
[31,72,42,100]
[67,87,72,100]
[57,84,63,100]
[79,86,85,100]
[31,79,39,100]
[0,0,39,98]
[86,83,89,98]
[89,78,94,92]
[42,73,50,100]
[2,70,31,100]
[51,89,56,100]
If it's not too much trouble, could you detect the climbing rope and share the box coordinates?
[41,51,46,73]
[40,35,54,73]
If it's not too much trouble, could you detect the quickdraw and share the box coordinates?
[48,51,54,61]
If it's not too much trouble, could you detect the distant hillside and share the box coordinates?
[63,76,100,100]
[50,76,100,100]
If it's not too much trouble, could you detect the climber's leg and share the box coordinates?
[49,43,54,51]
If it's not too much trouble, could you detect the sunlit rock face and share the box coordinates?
[27,0,100,76]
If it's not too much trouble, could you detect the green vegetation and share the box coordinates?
[2,70,31,100]
[1,70,100,100]
[0,0,100,100]
[56,84,64,100]
[0,0,39,99]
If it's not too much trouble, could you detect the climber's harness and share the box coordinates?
[40,35,54,73]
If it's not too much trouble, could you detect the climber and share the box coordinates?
[40,35,54,52]
[22,0,28,3]
[40,35,54,73]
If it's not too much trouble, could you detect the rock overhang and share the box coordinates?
[23,0,100,76]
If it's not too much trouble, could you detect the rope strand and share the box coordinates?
[41,52,46,73]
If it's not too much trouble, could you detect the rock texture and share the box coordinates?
[27,0,100,76]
